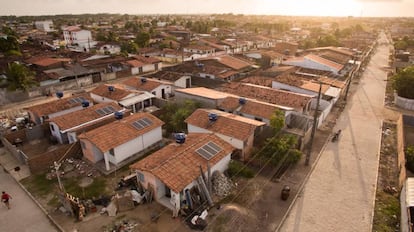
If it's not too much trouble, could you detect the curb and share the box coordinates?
[274,131,331,232]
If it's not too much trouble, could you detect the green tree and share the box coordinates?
[392,66,414,99]
[269,109,285,134]
[5,62,38,91]
[159,100,201,134]
[135,32,150,48]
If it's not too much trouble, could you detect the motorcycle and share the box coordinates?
[331,129,342,142]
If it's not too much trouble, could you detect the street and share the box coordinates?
[0,150,58,232]
[279,32,399,232]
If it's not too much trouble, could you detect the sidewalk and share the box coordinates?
[0,148,59,232]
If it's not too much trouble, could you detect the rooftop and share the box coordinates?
[78,112,164,152]
[130,133,235,193]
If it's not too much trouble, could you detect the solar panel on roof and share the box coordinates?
[196,142,222,160]
[131,117,153,130]
[96,109,105,115]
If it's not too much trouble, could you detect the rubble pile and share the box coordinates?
[46,158,101,180]
[212,171,233,197]
[103,219,140,232]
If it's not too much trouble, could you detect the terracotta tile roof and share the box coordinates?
[319,51,351,65]
[146,71,187,82]
[217,97,241,111]
[123,77,163,92]
[90,84,133,101]
[203,55,251,70]
[185,109,265,141]
[26,93,93,117]
[78,112,164,152]
[217,70,239,79]
[129,133,235,193]
[175,87,235,100]
[64,26,81,32]
[275,73,330,93]
[241,76,273,87]
[220,83,313,110]
[219,96,290,118]
[239,99,282,119]
[317,76,346,89]
[132,55,161,64]
[125,60,145,68]
[305,54,344,71]
[184,44,215,51]
[25,57,71,67]
[48,102,123,131]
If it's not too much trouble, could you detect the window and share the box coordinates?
[109,148,115,156]
[50,124,55,131]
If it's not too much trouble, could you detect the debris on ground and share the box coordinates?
[46,158,101,180]
[102,219,140,232]
[212,171,233,197]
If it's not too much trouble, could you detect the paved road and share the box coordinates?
[279,32,398,232]
[0,158,58,232]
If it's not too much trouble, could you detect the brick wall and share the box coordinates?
[28,142,81,173]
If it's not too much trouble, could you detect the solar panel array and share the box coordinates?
[69,97,86,104]
[95,106,117,116]
[131,117,153,130]
[196,142,222,160]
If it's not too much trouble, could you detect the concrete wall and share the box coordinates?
[28,142,81,173]
[395,94,414,111]
[397,115,407,188]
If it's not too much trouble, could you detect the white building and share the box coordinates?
[35,20,54,32]
[63,26,96,51]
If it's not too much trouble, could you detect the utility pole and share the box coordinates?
[305,82,322,166]
[54,161,64,191]
[344,67,355,101]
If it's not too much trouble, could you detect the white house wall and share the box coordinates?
[174,76,191,89]
[272,81,317,96]
[152,85,172,99]
[49,122,63,144]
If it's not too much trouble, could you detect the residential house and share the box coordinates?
[217,96,293,125]
[145,71,191,89]
[48,102,125,144]
[89,84,155,113]
[26,93,94,125]
[126,56,162,75]
[220,82,314,113]
[282,54,345,76]
[274,41,299,56]
[130,133,235,214]
[185,108,266,160]
[62,26,96,51]
[175,87,235,108]
[34,20,54,32]
[123,76,172,99]
[78,112,164,172]
[183,44,216,59]
[97,43,121,55]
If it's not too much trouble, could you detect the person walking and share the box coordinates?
[1,191,12,209]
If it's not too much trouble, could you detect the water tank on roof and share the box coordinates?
[56,91,64,99]
[114,111,123,120]
[239,98,246,105]
[175,133,186,144]
[208,113,218,122]
[108,86,115,92]
[81,101,90,108]
[141,78,147,83]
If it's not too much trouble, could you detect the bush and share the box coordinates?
[406,145,414,172]
[227,160,254,178]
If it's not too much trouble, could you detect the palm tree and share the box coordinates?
[5,62,38,91]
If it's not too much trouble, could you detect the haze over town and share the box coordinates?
[0,0,413,17]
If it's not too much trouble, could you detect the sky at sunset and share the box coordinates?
[0,0,412,17]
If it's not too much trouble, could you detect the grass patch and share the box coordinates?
[372,191,400,232]
[47,195,60,207]
[63,176,108,199]
[20,173,57,197]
